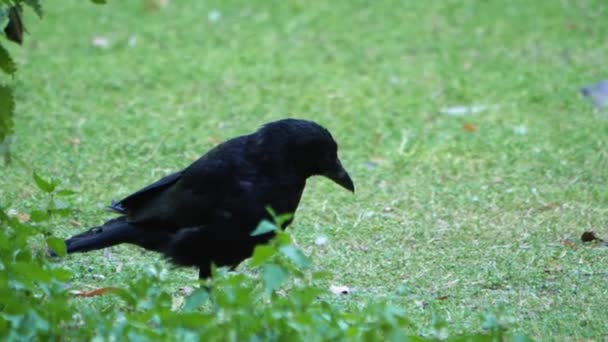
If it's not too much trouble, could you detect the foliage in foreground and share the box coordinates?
[0,174,532,341]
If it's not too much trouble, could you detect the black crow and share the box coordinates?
[58,119,354,278]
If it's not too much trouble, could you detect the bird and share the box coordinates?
[56,118,354,279]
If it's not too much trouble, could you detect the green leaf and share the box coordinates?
[0,84,14,163]
[56,189,76,196]
[250,244,276,266]
[23,0,43,18]
[265,206,293,227]
[184,288,209,312]
[273,230,293,246]
[32,171,57,193]
[0,44,17,74]
[50,268,72,281]
[262,263,289,294]
[108,287,137,307]
[46,237,66,257]
[90,0,107,4]
[280,244,312,269]
[0,206,8,222]
[30,209,49,222]
[250,220,277,236]
[13,262,52,282]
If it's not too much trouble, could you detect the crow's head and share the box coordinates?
[259,119,355,192]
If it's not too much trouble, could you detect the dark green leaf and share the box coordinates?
[280,244,311,269]
[250,220,277,236]
[46,237,66,257]
[32,171,56,193]
[13,262,52,282]
[56,189,76,196]
[30,210,49,222]
[250,244,276,266]
[265,206,293,227]
[0,84,14,163]
[107,287,137,307]
[3,7,24,45]
[50,208,71,217]
[273,230,292,246]
[23,0,43,18]
[512,334,535,342]
[161,312,212,329]
[262,263,289,294]
[0,44,16,74]
[90,0,107,3]
[50,268,72,281]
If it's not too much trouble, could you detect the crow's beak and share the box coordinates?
[323,159,355,193]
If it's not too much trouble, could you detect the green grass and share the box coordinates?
[2,0,608,339]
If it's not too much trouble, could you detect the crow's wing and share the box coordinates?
[108,137,248,228]
[109,171,183,215]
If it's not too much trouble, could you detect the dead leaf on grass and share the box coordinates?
[72,287,120,298]
[536,203,560,212]
[67,138,80,147]
[561,239,575,248]
[463,123,478,132]
[14,211,30,223]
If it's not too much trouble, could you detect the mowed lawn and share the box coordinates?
[2,0,608,339]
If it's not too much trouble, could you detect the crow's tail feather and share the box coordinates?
[64,217,138,254]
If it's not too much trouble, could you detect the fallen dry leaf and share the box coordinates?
[15,211,30,223]
[536,203,560,212]
[436,295,449,301]
[463,123,478,132]
[67,138,80,147]
[561,239,575,248]
[144,0,170,10]
[72,287,119,298]
[69,219,82,227]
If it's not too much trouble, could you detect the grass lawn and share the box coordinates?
[2,0,608,339]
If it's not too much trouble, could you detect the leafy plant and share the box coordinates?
[0,174,531,340]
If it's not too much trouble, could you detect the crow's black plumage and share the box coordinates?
[59,119,354,279]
